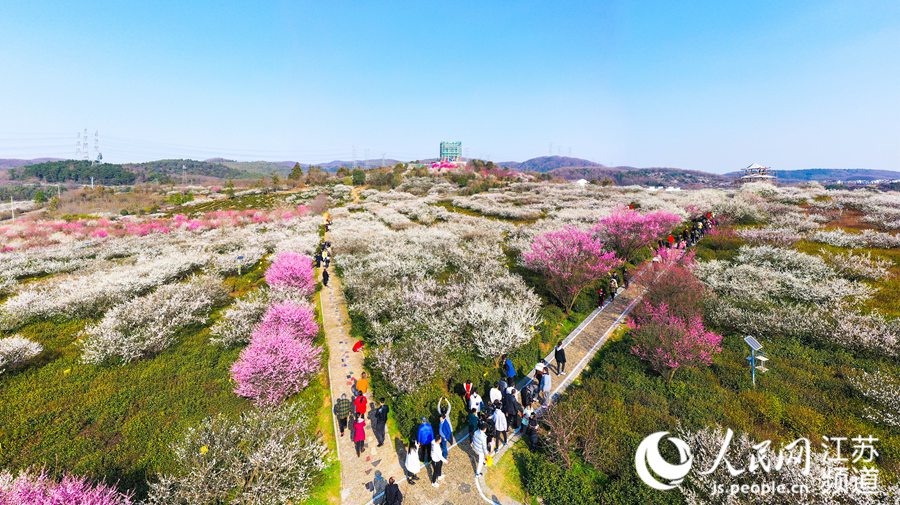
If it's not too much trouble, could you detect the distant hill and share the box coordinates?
[724,168,900,183]
[551,166,730,188]
[499,156,602,172]
[218,160,297,177]
[7,158,257,185]
[9,160,137,185]
[315,159,401,171]
[0,158,64,169]
[125,159,253,181]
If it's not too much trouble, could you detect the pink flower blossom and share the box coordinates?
[0,470,133,504]
[265,252,316,296]
[594,208,681,261]
[629,302,723,382]
[231,328,323,406]
[523,226,622,312]
[256,302,319,342]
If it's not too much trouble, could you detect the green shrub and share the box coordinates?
[518,452,606,505]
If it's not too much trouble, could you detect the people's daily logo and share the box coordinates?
[634,431,693,490]
[634,429,883,498]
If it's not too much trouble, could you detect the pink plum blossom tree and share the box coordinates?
[0,469,133,504]
[231,328,322,407]
[629,302,723,382]
[523,226,622,313]
[593,208,682,262]
[264,252,316,296]
[256,302,319,342]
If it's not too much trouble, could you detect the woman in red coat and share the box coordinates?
[352,413,366,457]
[354,392,368,415]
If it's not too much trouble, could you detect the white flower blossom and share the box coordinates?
[0,335,42,374]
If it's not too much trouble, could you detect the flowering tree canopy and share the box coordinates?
[633,249,705,324]
[594,208,681,261]
[264,252,315,296]
[0,469,133,504]
[629,302,723,382]
[256,302,319,342]
[147,404,326,505]
[0,335,42,374]
[231,329,322,406]
[523,226,622,313]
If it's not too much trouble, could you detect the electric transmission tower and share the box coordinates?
[81,128,89,160]
[75,128,102,163]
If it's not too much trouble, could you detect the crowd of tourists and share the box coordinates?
[328,211,716,503]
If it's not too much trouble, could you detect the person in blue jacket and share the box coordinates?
[501,354,516,382]
[439,412,454,460]
[417,417,434,464]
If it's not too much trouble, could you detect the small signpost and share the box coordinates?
[237,255,244,276]
[744,336,768,388]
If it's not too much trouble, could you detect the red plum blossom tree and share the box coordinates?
[523,226,622,313]
[629,302,722,382]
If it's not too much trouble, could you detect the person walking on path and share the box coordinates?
[352,413,366,457]
[333,393,352,437]
[322,268,330,287]
[385,477,403,505]
[353,391,368,416]
[467,407,479,441]
[492,405,508,450]
[525,413,539,451]
[489,382,502,405]
[354,371,369,396]
[416,417,434,465]
[405,442,421,483]
[522,380,537,408]
[430,435,447,487]
[540,370,552,409]
[622,267,630,288]
[372,398,389,447]
[501,354,516,382]
[501,387,520,431]
[483,410,497,453]
[609,274,619,302]
[439,412,453,460]
[472,423,489,477]
[469,391,483,413]
[597,287,605,307]
[554,342,567,375]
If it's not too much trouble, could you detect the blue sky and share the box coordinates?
[0,0,898,172]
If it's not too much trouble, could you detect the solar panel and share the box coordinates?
[744,336,763,351]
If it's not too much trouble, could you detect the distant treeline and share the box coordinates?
[128,159,252,181]
[10,160,136,185]
[0,184,65,201]
[9,159,257,185]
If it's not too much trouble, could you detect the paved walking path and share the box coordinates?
[358,264,662,505]
[320,252,404,504]
[322,208,685,504]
